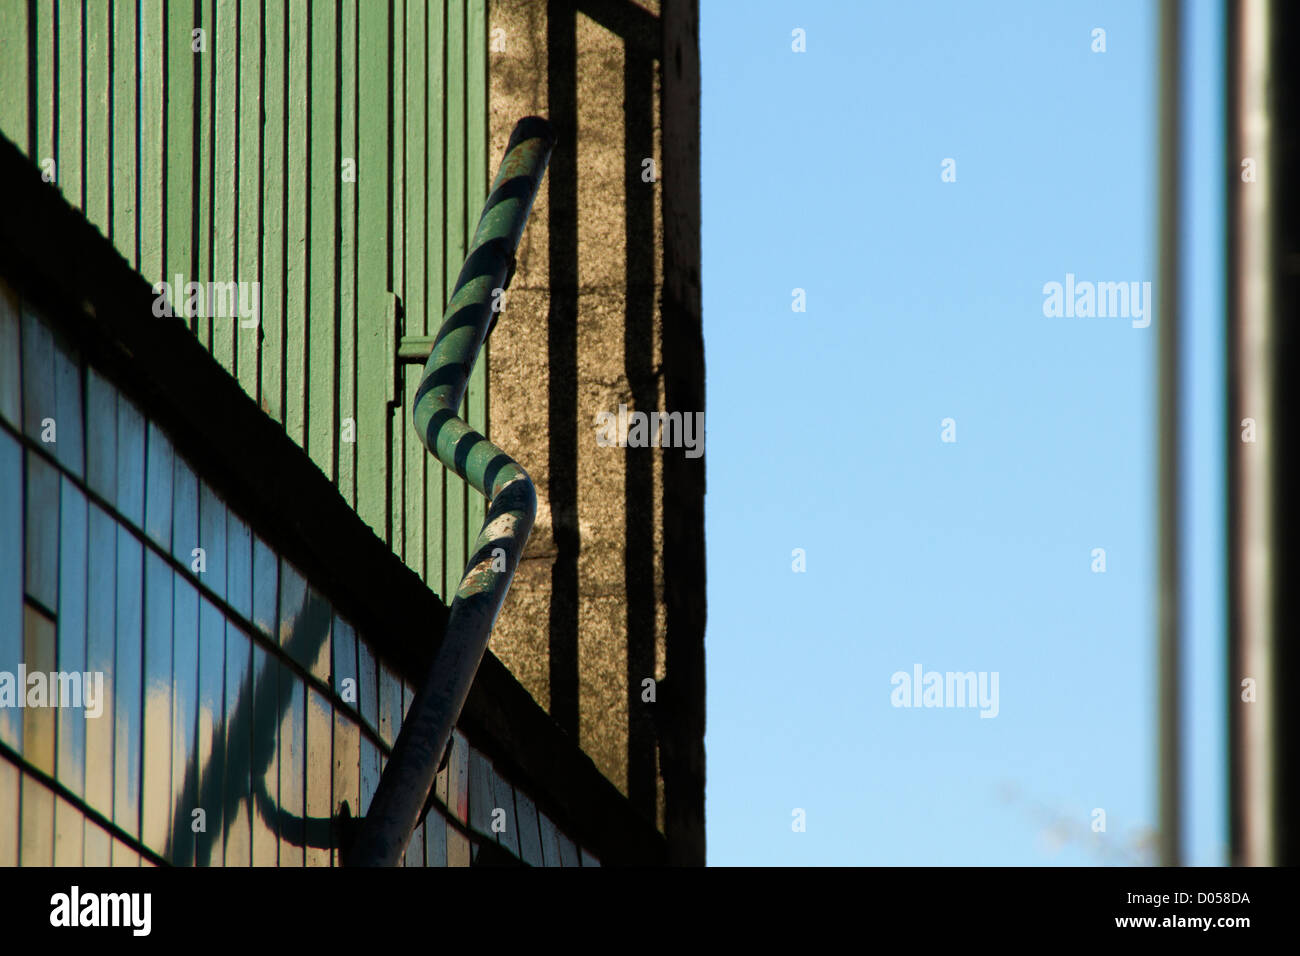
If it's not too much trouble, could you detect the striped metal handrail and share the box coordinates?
[349,116,555,867]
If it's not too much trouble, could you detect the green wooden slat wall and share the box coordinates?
[0,0,491,603]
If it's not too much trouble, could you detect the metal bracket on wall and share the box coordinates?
[348,116,556,867]
[386,291,405,405]
[396,254,516,367]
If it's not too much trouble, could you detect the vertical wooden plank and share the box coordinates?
[276,557,306,656]
[112,526,143,840]
[24,449,60,613]
[196,596,225,866]
[20,304,54,449]
[34,0,55,184]
[424,0,445,598]
[22,607,56,775]
[83,819,112,866]
[0,759,17,866]
[141,550,172,854]
[259,0,286,423]
[20,774,54,866]
[389,0,406,567]
[111,0,138,268]
[446,823,470,867]
[308,0,337,479]
[226,511,252,620]
[111,842,140,866]
[143,422,173,551]
[85,503,116,820]
[356,635,378,737]
[331,615,357,718]
[195,0,215,351]
[56,477,87,798]
[0,280,20,430]
[422,812,446,867]
[556,828,580,867]
[211,0,238,372]
[355,0,390,538]
[171,455,198,570]
[465,0,488,564]
[237,0,262,397]
[222,623,251,866]
[198,482,226,601]
[171,575,199,865]
[249,641,278,865]
[284,0,309,449]
[85,369,117,503]
[536,811,560,866]
[53,795,83,866]
[514,789,543,866]
[166,0,195,324]
[448,729,469,824]
[467,746,493,837]
[330,675,358,866]
[491,767,520,858]
[51,331,84,478]
[85,0,111,231]
[277,664,304,866]
[56,0,82,210]
[337,0,358,509]
[359,736,379,817]
[114,393,145,529]
[306,688,331,866]
[403,0,426,583]
[0,0,30,154]
[139,0,166,285]
[251,535,277,639]
[0,432,22,754]
[355,635,378,819]
[377,661,400,748]
[443,0,466,601]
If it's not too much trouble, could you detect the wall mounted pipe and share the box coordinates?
[349,116,555,867]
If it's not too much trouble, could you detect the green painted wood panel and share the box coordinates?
[56,0,82,211]
[355,0,389,540]
[443,0,467,601]
[0,0,29,155]
[308,0,338,481]
[338,0,357,510]
[86,3,111,234]
[0,0,490,610]
[111,0,137,269]
[425,0,446,598]
[195,0,215,350]
[166,1,195,332]
[404,0,427,583]
[259,0,286,422]
[237,0,262,398]
[212,0,237,373]
[34,1,55,198]
[285,0,309,449]
[140,0,164,286]
[390,0,406,570]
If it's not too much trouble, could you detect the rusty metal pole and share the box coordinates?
[349,117,555,867]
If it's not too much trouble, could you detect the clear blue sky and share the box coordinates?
[702,0,1225,865]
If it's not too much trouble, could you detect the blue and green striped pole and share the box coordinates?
[350,116,554,867]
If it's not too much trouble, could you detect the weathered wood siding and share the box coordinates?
[0,0,490,601]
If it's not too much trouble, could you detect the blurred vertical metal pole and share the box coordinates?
[1226,0,1281,867]
[1157,0,1184,869]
